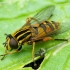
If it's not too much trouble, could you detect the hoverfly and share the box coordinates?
[0,5,68,62]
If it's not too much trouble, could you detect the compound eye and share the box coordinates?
[9,38,18,49]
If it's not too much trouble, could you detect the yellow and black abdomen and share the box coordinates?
[32,20,60,39]
[44,20,60,34]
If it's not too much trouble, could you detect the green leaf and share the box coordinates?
[0,0,70,70]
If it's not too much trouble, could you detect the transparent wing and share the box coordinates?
[30,5,55,24]
[57,21,70,34]
[49,21,70,36]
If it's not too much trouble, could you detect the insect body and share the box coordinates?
[13,20,60,46]
[0,5,67,60]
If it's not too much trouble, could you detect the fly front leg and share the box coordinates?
[0,49,8,60]
[0,46,22,60]
[0,50,17,60]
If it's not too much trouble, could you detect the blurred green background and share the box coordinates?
[0,0,70,70]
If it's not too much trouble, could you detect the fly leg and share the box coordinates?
[0,50,18,60]
[0,46,22,60]
[0,49,8,60]
[32,42,37,66]
[35,48,46,57]
[42,37,68,42]
[31,37,68,66]
[32,37,68,57]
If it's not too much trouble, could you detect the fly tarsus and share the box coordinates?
[35,48,46,57]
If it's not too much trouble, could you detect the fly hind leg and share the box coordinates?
[42,37,68,42]
[33,37,68,57]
